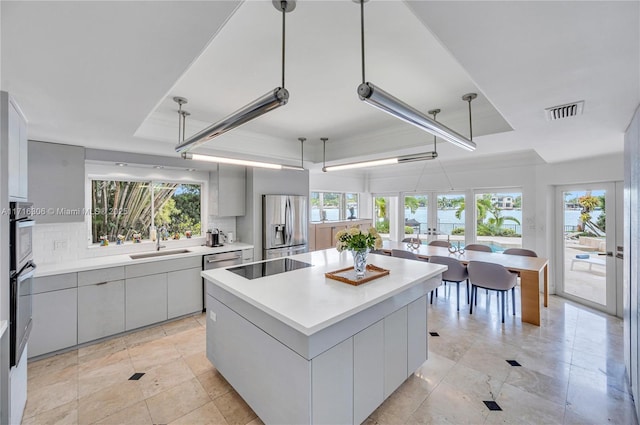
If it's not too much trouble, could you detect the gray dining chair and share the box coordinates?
[503,248,538,257]
[391,249,419,260]
[428,256,469,312]
[467,261,517,323]
[402,237,421,243]
[428,240,451,247]
[464,243,492,252]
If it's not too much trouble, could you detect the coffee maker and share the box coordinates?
[206,228,221,247]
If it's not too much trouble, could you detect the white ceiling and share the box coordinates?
[2,0,638,172]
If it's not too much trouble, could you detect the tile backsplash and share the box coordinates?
[33,216,238,265]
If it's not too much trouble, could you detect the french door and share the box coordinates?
[556,183,619,314]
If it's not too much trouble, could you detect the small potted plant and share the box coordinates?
[132,232,142,243]
[335,226,382,277]
[99,235,109,246]
[185,230,192,239]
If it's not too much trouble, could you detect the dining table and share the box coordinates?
[380,241,549,326]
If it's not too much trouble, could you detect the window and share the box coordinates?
[474,191,522,250]
[311,192,360,221]
[91,180,201,244]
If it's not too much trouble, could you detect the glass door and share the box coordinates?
[436,193,465,244]
[403,194,428,240]
[557,184,616,314]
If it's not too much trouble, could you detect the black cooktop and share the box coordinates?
[227,258,313,280]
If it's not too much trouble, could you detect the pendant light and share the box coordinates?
[177,95,304,171]
[354,0,476,152]
[176,0,296,154]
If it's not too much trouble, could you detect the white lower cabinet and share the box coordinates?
[354,320,384,424]
[407,296,428,372]
[30,288,78,357]
[384,306,408,398]
[78,280,125,344]
[167,267,202,319]
[312,338,354,424]
[125,273,168,330]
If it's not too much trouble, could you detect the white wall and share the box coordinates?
[623,104,640,419]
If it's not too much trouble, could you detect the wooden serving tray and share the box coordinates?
[325,264,390,286]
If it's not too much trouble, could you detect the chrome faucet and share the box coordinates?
[157,227,166,251]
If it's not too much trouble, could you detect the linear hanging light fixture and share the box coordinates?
[321,132,437,172]
[181,152,303,170]
[354,0,476,152]
[322,152,438,172]
[174,97,304,170]
[175,0,296,154]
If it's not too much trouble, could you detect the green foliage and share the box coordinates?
[404,196,420,214]
[375,197,387,219]
[404,226,414,234]
[92,180,201,243]
[455,194,521,238]
[375,219,390,233]
[451,227,465,235]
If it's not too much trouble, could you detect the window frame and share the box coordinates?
[86,163,208,246]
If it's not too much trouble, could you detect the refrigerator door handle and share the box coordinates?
[285,197,293,245]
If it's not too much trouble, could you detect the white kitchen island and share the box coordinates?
[202,249,444,425]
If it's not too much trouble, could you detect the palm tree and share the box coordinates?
[404,196,419,215]
[455,194,521,236]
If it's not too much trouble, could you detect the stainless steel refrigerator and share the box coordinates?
[263,194,308,259]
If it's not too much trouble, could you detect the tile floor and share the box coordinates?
[23,286,638,425]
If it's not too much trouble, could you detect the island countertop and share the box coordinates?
[201,248,445,336]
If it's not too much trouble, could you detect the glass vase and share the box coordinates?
[351,248,370,278]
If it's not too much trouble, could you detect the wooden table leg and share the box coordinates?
[543,265,548,308]
[520,270,541,326]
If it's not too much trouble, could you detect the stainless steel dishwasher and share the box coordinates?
[202,250,243,311]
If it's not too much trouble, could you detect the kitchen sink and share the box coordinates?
[130,249,192,260]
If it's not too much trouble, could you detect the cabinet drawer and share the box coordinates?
[78,266,125,287]
[125,256,201,278]
[33,272,77,294]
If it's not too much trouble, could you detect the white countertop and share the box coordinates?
[35,242,254,277]
[202,249,445,336]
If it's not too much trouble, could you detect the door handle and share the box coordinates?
[616,253,624,259]
[598,252,613,257]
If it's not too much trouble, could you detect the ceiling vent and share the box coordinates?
[545,101,584,121]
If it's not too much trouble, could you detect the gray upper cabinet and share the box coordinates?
[28,140,85,223]
[209,164,245,217]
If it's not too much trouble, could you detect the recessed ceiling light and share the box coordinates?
[186,168,197,172]
[116,162,127,167]
[153,165,164,169]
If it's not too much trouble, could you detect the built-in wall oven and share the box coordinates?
[9,201,36,367]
